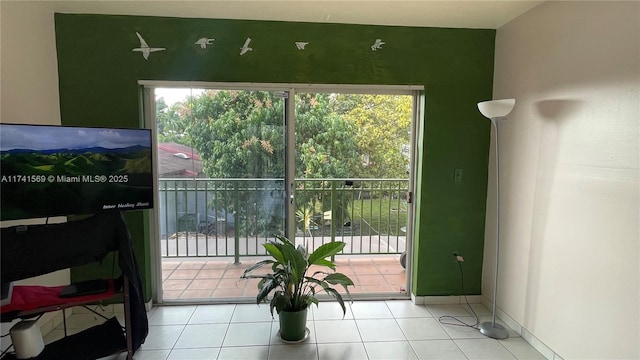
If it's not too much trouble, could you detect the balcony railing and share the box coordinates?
[158,178,408,263]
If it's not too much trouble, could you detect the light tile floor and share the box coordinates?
[44,301,546,360]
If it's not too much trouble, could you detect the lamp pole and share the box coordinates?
[478,117,509,339]
[476,98,515,340]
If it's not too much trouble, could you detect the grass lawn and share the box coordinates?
[302,198,408,236]
[348,197,408,236]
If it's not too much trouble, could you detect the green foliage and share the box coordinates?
[295,205,317,235]
[293,94,362,221]
[156,97,190,145]
[187,90,285,178]
[335,94,412,178]
[185,91,286,235]
[350,197,408,236]
[155,90,412,236]
[170,90,365,236]
[178,91,364,181]
[240,236,354,316]
[295,94,360,178]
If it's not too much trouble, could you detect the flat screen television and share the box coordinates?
[0,123,154,221]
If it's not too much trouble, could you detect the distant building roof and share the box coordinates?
[157,142,204,177]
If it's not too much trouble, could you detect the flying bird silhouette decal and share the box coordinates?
[132,32,166,60]
[371,39,385,51]
[240,38,253,55]
[295,42,309,50]
[195,38,215,49]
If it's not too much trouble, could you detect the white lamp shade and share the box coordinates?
[477,99,516,119]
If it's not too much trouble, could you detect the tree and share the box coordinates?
[187,90,285,178]
[180,90,284,236]
[156,97,191,145]
[334,94,412,179]
[176,90,360,236]
[294,93,360,225]
[295,93,360,178]
[155,90,411,236]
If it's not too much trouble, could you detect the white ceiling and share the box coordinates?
[41,0,544,29]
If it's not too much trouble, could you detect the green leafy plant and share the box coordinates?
[240,235,354,316]
[295,206,317,236]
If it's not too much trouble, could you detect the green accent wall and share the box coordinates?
[55,14,494,299]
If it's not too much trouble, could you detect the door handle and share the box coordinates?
[290,183,295,204]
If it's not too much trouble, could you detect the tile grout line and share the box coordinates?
[460,301,524,359]
[67,302,541,360]
[498,339,522,360]
[386,301,422,360]
[426,304,473,360]
[216,304,236,359]
[312,318,320,360]
[265,314,273,360]
[350,309,367,358]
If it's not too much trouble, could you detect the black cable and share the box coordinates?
[438,260,480,329]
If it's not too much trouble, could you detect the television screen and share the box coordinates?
[0,123,154,221]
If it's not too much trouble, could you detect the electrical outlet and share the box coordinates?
[454,168,463,183]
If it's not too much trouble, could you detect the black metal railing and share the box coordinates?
[158,178,408,263]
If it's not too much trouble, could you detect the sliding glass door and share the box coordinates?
[143,83,420,303]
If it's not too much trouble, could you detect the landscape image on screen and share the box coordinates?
[0,124,154,221]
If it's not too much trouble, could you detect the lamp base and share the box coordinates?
[479,321,509,339]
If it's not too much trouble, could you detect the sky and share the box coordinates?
[155,88,205,106]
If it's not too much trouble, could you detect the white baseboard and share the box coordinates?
[480,296,522,336]
[412,294,483,305]
[480,296,563,360]
[145,299,153,312]
[412,295,563,360]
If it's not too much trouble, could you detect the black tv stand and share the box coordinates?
[0,212,148,360]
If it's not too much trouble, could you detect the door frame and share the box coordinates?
[140,80,423,304]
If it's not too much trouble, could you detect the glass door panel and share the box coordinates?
[153,87,286,301]
[293,92,414,297]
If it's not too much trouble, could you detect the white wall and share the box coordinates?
[0,2,68,347]
[0,0,67,280]
[2,1,639,358]
[485,1,639,359]
[0,1,61,124]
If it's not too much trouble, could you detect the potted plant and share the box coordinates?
[240,235,354,342]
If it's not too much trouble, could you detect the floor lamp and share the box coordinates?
[477,98,516,340]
